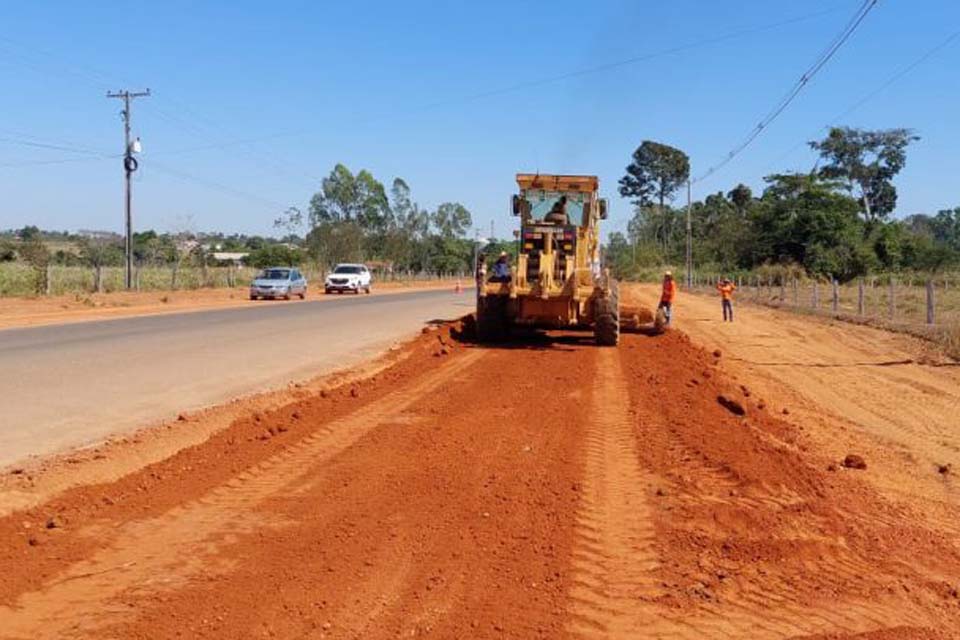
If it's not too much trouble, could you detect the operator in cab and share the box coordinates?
[490,251,512,283]
[544,195,569,225]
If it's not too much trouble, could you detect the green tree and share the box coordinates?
[308,164,389,231]
[618,141,690,209]
[247,244,303,268]
[619,141,689,249]
[749,173,869,280]
[728,184,753,214]
[431,202,472,239]
[18,225,41,241]
[18,236,51,294]
[810,127,918,224]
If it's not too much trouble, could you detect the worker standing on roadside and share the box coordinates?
[717,277,736,322]
[658,270,678,325]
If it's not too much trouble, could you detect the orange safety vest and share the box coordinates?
[717,283,736,300]
[661,279,677,303]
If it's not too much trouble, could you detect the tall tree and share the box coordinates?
[618,141,690,209]
[727,184,753,214]
[308,164,389,231]
[431,202,472,239]
[810,127,918,224]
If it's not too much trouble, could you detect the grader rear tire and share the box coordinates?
[594,282,620,346]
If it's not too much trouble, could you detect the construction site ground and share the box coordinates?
[1,283,959,639]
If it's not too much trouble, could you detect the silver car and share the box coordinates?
[249,267,307,300]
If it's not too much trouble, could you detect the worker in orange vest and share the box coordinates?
[658,270,678,325]
[717,277,737,322]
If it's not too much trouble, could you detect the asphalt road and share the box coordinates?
[0,289,473,468]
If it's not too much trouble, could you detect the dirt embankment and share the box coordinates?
[0,279,460,330]
[1,310,959,638]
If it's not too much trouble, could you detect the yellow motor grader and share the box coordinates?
[476,173,620,345]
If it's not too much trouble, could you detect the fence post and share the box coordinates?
[43,264,52,296]
[812,281,819,309]
[888,277,895,321]
[926,279,935,325]
[94,265,103,294]
[857,278,864,316]
[831,278,839,314]
[779,281,785,305]
[791,278,798,307]
[171,263,179,290]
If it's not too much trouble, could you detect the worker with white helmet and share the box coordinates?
[658,270,678,325]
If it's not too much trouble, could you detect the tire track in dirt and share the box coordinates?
[612,331,956,639]
[0,349,486,640]
[566,347,663,638]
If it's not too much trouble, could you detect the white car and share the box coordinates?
[324,263,372,294]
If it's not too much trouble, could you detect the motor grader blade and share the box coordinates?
[652,306,669,334]
[618,304,653,332]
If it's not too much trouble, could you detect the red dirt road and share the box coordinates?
[1,321,959,638]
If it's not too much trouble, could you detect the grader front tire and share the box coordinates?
[594,284,620,347]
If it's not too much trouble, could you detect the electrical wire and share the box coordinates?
[693,0,878,184]
[0,132,115,158]
[146,159,289,210]
[763,29,960,174]
[144,5,844,159]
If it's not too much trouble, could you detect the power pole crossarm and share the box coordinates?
[107,89,151,290]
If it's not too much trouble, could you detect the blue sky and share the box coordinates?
[1,0,958,239]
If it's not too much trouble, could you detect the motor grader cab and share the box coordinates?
[476,173,620,345]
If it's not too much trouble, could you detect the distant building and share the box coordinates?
[212,251,249,265]
[77,229,122,241]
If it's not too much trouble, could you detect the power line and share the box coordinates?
[0,132,114,158]
[145,5,844,161]
[765,29,960,174]
[414,5,844,111]
[693,0,879,184]
[147,159,289,210]
[0,156,115,168]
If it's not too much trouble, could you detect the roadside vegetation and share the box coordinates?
[607,126,960,357]
[607,127,959,281]
[0,163,510,297]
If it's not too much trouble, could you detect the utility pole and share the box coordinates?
[107,89,150,289]
[685,179,693,288]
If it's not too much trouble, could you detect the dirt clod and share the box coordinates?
[937,464,952,476]
[350,387,360,398]
[45,516,63,530]
[713,349,722,358]
[842,454,867,470]
[717,395,746,416]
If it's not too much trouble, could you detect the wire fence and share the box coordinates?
[0,263,466,297]
[676,272,960,358]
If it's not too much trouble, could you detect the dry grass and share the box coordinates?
[682,277,960,360]
[0,263,459,298]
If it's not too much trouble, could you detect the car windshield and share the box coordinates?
[333,266,362,274]
[523,190,587,226]
[257,269,290,280]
